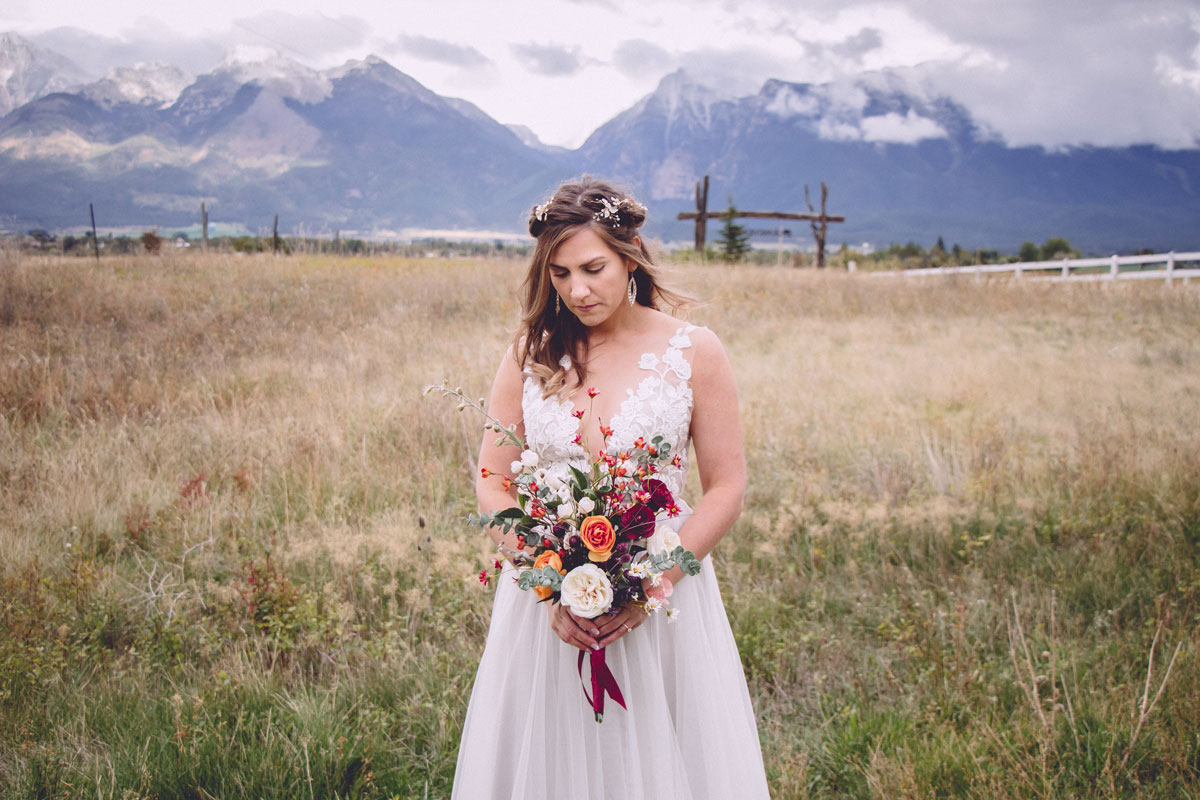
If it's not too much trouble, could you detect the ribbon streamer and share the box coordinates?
[577,647,626,722]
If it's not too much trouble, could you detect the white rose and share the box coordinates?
[510,460,524,474]
[646,524,681,555]
[559,564,613,619]
[546,474,565,492]
[577,496,595,514]
[556,501,575,518]
[520,449,539,469]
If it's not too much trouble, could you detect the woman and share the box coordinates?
[452,177,770,799]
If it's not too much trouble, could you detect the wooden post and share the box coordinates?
[89,203,100,262]
[1061,257,1069,280]
[1166,251,1175,286]
[201,202,209,252]
[272,214,280,255]
[1110,254,1119,281]
[804,182,830,268]
[677,186,844,268]
[776,226,783,268]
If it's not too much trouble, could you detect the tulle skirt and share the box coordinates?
[451,519,770,800]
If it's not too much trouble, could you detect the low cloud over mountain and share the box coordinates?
[1,33,1198,252]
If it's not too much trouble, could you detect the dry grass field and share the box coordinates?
[1,248,1198,798]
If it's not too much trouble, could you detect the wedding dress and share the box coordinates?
[451,325,770,800]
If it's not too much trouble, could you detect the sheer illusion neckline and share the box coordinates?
[560,324,696,446]
[520,325,699,490]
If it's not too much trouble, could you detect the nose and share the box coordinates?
[569,279,589,300]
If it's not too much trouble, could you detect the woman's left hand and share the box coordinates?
[594,604,647,648]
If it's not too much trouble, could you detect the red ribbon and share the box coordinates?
[577,647,626,722]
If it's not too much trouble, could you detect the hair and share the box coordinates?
[515,176,694,396]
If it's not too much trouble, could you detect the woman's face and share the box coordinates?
[548,226,635,328]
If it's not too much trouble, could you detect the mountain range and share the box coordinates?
[2,31,1198,252]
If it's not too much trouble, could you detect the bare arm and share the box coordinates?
[476,346,526,553]
[668,327,747,580]
[480,346,611,651]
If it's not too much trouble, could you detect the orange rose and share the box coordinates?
[579,515,616,563]
[533,550,564,600]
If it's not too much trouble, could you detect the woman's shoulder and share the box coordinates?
[640,309,711,342]
[651,312,721,355]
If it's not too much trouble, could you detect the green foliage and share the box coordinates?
[1018,241,1041,261]
[717,201,751,263]
[232,236,265,253]
[1041,236,1080,260]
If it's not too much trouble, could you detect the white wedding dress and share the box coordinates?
[451,325,770,800]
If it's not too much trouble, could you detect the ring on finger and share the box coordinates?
[622,622,631,632]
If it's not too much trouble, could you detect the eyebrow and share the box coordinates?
[549,257,606,271]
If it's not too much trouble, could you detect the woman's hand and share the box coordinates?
[547,603,647,650]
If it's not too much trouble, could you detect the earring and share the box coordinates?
[627,274,636,307]
[555,292,560,316]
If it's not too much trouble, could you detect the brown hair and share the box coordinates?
[515,176,693,396]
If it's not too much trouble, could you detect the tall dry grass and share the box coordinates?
[1,248,1197,798]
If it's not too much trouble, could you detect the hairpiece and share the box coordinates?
[533,201,550,222]
[591,196,646,228]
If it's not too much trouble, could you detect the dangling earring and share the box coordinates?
[627,274,637,308]
[555,292,560,316]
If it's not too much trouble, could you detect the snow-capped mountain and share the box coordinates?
[0,48,567,232]
[1,35,1198,251]
[579,70,1200,250]
[80,63,193,110]
[0,32,90,116]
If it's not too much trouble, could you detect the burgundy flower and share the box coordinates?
[643,478,674,512]
[619,504,655,540]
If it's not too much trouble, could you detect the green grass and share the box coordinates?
[1,250,1198,798]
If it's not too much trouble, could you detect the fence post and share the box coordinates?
[1061,258,1069,280]
[1166,251,1175,286]
[89,202,100,262]
[1110,254,1119,281]
[1015,261,1023,280]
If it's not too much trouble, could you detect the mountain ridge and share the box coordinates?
[1,32,1198,251]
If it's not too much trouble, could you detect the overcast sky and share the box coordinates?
[6,0,1200,150]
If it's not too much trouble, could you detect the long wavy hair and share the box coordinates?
[516,176,694,396]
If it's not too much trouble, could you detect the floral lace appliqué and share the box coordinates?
[522,325,700,497]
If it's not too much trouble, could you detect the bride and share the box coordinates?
[451,177,770,799]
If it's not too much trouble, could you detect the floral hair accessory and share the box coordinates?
[533,201,551,222]
[591,196,647,228]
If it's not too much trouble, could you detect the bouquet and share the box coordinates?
[427,381,701,721]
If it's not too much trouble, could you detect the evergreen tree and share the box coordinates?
[717,201,751,262]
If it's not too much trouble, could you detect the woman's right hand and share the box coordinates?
[547,603,601,651]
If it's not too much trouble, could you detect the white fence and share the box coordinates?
[868,251,1200,283]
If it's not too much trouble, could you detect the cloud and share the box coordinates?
[395,35,491,69]
[29,26,224,79]
[230,12,369,61]
[674,46,795,97]
[611,39,675,78]
[512,42,585,77]
[830,27,883,59]
[860,110,946,143]
[901,0,1200,148]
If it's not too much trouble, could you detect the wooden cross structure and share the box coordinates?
[678,175,846,267]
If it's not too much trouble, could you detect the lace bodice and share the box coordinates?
[521,325,699,497]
